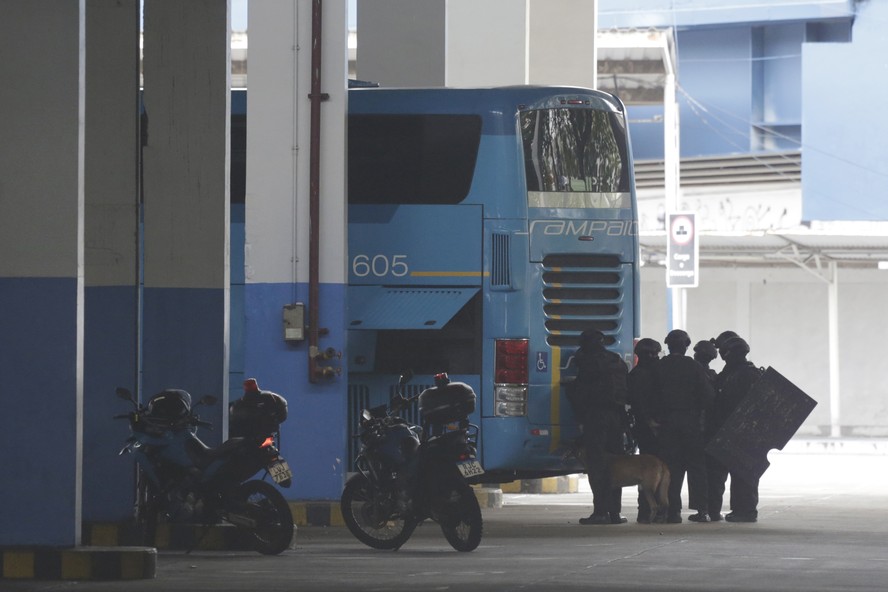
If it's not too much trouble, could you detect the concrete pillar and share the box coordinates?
[246,0,348,499]
[356,0,445,86]
[81,0,141,524]
[0,1,85,546]
[357,0,597,88]
[446,0,528,86]
[527,0,597,88]
[141,0,230,442]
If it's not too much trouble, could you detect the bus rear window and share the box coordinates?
[349,114,482,205]
[521,108,631,207]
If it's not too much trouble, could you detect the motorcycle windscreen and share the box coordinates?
[705,367,817,483]
[348,286,479,330]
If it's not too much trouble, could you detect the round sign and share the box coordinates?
[670,215,694,246]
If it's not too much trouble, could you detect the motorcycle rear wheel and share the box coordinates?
[340,473,417,550]
[231,480,294,555]
[438,480,482,552]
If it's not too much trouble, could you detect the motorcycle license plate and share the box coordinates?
[457,459,485,478]
[269,459,293,484]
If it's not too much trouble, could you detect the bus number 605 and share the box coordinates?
[352,254,409,278]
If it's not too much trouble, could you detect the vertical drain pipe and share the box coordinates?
[307,0,329,382]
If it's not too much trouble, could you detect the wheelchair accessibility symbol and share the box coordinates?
[536,352,548,372]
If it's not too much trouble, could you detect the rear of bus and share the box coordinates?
[346,87,639,480]
[483,90,640,478]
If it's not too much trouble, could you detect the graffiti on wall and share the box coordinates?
[637,187,802,233]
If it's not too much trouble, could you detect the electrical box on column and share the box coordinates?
[283,303,305,341]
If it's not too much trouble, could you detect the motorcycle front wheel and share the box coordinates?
[230,480,294,555]
[340,473,417,550]
[437,479,482,552]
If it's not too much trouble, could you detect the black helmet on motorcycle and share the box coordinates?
[634,338,662,357]
[146,389,192,421]
[664,329,691,349]
[693,339,718,363]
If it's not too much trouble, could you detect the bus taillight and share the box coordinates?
[495,339,528,384]
[495,339,528,417]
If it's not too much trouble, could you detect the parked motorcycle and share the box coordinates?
[340,372,484,552]
[114,386,295,555]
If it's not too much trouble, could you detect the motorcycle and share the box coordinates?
[114,386,295,555]
[340,372,484,552]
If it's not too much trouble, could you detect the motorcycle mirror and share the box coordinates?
[398,369,414,386]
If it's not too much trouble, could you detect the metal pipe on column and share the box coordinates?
[308,0,330,382]
[828,260,841,437]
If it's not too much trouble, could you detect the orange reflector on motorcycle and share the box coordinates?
[261,436,274,448]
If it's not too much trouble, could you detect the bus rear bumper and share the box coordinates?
[479,416,584,480]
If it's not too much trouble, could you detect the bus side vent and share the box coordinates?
[542,253,624,348]
[347,384,370,469]
[491,233,512,289]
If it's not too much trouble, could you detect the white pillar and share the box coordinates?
[446,0,528,86]
[664,62,684,329]
[83,0,141,523]
[356,0,445,86]
[828,261,841,437]
[142,0,231,441]
[0,0,85,546]
[357,0,599,88]
[527,0,597,88]
[246,0,348,499]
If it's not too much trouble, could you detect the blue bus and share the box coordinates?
[347,86,640,482]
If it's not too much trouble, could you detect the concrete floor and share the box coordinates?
[4,443,888,591]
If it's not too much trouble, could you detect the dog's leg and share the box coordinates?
[653,465,671,523]
[642,485,659,523]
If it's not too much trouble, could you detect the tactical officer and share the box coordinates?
[707,335,762,522]
[627,337,663,523]
[714,330,739,361]
[571,329,630,525]
[693,339,719,383]
[657,329,715,523]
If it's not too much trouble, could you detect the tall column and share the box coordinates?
[357,0,445,86]
[142,0,230,442]
[246,0,348,499]
[82,0,141,523]
[828,261,841,437]
[0,1,85,546]
[357,0,598,88]
[446,0,527,86]
[527,0,597,88]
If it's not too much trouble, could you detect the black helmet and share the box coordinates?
[664,329,691,348]
[721,336,750,357]
[579,329,605,349]
[693,339,718,362]
[146,389,192,420]
[634,338,662,356]
[713,331,739,349]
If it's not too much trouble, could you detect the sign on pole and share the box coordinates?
[666,212,698,288]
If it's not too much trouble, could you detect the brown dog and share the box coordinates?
[566,443,671,523]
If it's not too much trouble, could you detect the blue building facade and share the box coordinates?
[599,0,883,221]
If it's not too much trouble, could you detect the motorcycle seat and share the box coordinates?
[186,436,248,469]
